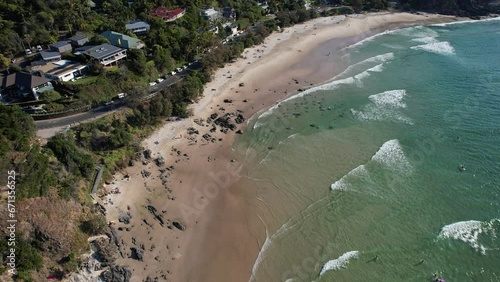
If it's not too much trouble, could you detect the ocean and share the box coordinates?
[235,19,500,282]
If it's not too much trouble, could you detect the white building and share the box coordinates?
[33,60,88,82]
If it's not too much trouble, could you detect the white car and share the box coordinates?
[171,71,176,75]
[176,67,182,72]
[36,45,43,52]
[149,82,157,87]
[183,65,188,70]
[25,49,32,55]
[157,78,164,83]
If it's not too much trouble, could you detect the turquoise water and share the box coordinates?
[237,19,500,282]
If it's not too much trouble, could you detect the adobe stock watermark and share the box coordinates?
[5,170,17,275]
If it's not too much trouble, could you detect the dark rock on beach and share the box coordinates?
[143,149,152,160]
[130,247,144,261]
[172,221,186,231]
[101,265,132,282]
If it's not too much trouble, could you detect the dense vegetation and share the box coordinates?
[0,105,101,281]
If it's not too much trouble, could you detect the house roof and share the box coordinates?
[69,34,88,41]
[40,51,61,60]
[1,72,51,89]
[84,44,125,60]
[100,30,142,49]
[150,7,185,20]
[51,41,71,48]
[37,60,87,77]
[126,20,150,30]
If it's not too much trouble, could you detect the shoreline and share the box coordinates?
[96,12,458,282]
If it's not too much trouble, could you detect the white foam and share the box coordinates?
[438,219,500,254]
[352,90,413,124]
[254,53,394,119]
[371,139,413,173]
[366,63,385,73]
[410,41,455,56]
[411,36,440,44]
[343,29,395,50]
[431,16,500,27]
[439,220,485,253]
[369,89,407,108]
[393,26,439,38]
[330,165,368,191]
[319,251,359,276]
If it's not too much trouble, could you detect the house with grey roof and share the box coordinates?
[69,34,89,47]
[50,41,72,53]
[40,51,62,62]
[0,72,54,100]
[83,44,127,66]
[100,31,145,49]
[125,20,150,34]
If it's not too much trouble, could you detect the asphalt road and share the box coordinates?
[35,62,202,131]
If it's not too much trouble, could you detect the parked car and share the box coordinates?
[105,101,114,105]
[183,65,188,70]
[25,49,32,55]
[176,67,182,72]
[117,93,126,99]
[149,82,157,87]
[157,78,164,83]
[36,45,43,52]
[171,71,176,75]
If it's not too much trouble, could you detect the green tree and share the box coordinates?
[47,134,94,178]
[127,49,147,75]
[152,44,175,73]
[0,53,9,70]
[89,35,110,45]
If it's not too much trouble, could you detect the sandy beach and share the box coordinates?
[97,12,457,282]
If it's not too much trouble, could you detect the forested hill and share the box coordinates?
[0,0,497,58]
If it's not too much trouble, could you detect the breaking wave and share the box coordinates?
[411,36,440,44]
[410,41,456,56]
[330,139,413,193]
[351,90,413,125]
[256,53,394,120]
[371,139,413,173]
[438,218,500,255]
[330,165,368,191]
[319,251,360,276]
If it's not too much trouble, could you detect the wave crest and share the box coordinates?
[371,139,413,173]
[438,219,500,254]
[410,41,456,56]
[319,251,360,276]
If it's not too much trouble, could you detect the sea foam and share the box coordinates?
[257,53,393,120]
[371,139,413,173]
[394,26,439,38]
[411,36,440,44]
[438,219,500,254]
[410,41,456,56]
[351,90,413,124]
[431,16,500,27]
[330,165,368,191]
[319,251,360,276]
[369,89,407,108]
